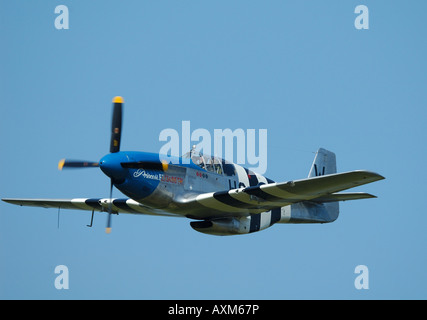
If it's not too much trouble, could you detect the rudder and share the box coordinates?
[308,148,339,222]
[308,148,337,178]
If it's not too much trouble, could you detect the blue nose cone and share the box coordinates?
[99,152,128,183]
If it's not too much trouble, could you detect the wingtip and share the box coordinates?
[354,170,385,181]
[370,172,386,181]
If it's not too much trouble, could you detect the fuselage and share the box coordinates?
[99,151,274,218]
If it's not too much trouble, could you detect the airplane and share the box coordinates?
[1,97,385,236]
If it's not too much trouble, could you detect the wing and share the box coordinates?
[1,198,180,217]
[3,171,384,220]
[187,170,384,218]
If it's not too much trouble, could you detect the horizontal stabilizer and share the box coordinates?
[242,170,384,203]
[312,192,377,202]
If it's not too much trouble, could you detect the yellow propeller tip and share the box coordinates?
[58,159,65,171]
[105,227,112,234]
[112,96,124,104]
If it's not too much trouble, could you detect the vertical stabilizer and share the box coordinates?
[308,148,337,178]
[307,148,339,222]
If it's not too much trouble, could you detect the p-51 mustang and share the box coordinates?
[2,97,385,236]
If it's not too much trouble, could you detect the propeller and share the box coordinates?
[58,159,99,170]
[58,96,124,234]
[106,180,114,234]
[110,96,123,153]
[105,96,123,233]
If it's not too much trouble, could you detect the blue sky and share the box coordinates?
[0,0,426,299]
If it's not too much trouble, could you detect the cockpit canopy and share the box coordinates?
[182,150,236,176]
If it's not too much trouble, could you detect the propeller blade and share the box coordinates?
[58,159,99,170]
[110,96,123,153]
[121,161,169,171]
[58,96,125,234]
[106,180,113,234]
[106,212,112,234]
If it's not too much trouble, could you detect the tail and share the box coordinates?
[281,148,381,224]
[306,148,339,222]
[308,148,337,178]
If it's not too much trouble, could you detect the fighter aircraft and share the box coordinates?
[2,97,385,236]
